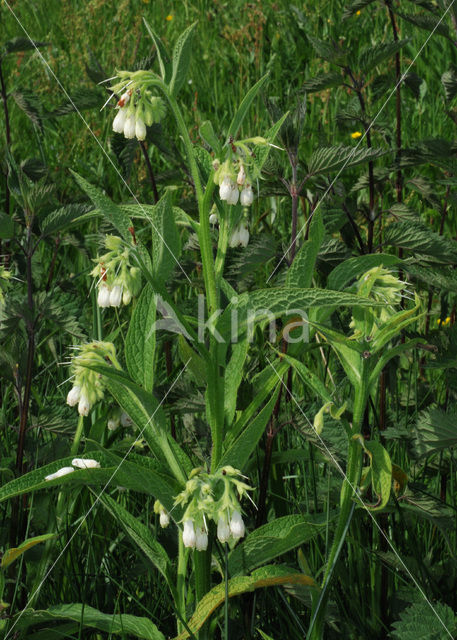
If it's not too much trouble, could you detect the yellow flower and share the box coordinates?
[351,131,362,139]
[356,10,361,16]
[438,316,452,326]
[166,14,173,21]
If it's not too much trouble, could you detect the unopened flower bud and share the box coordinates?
[159,509,170,528]
[117,91,131,108]
[67,385,81,407]
[112,109,127,134]
[183,519,196,548]
[109,285,122,307]
[237,165,246,186]
[229,228,240,248]
[45,467,75,481]
[229,510,245,539]
[107,416,120,431]
[122,289,132,305]
[209,213,218,225]
[135,117,146,141]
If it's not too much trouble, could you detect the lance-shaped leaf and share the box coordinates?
[16,604,165,640]
[328,253,401,291]
[1,534,56,569]
[218,385,280,471]
[227,73,269,140]
[125,284,157,392]
[228,513,331,576]
[0,454,180,514]
[2,37,49,56]
[302,71,343,92]
[169,23,197,97]
[99,494,175,597]
[286,210,324,289]
[413,408,457,458]
[143,18,172,83]
[172,565,316,640]
[358,39,409,73]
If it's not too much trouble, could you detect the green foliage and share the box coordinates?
[389,600,456,639]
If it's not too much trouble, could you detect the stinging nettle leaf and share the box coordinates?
[307,145,385,176]
[358,39,409,73]
[302,71,343,93]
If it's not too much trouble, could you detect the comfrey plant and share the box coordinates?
[0,22,428,640]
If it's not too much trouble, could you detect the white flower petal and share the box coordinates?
[45,467,75,481]
[71,458,100,469]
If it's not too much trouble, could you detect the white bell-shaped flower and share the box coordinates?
[219,176,232,201]
[237,165,246,186]
[78,394,90,417]
[229,510,245,539]
[124,114,136,139]
[135,117,146,141]
[66,385,81,407]
[112,109,127,134]
[240,186,254,207]
[217,514,231,543]
[195,526,208,551]
[109,285,122,307]
[97,284,111,308]
[182,519,196,548]
[209,213,218,225]
[238,223,250,248]
[45,467,75,481]
[227,185,239,206]
[229,228,240,248]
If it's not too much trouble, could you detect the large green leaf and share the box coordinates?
[362,440,392,511]
[224,339,249,426]
[219,386,280,471]
[143,19,172,83]
[286,210,324,289]
[125,284,157,392]
[172,565,316,640]
[0,453,179,514]
[100,494,175,595]
[169,22,197,96]
[227,73,269,139]
[216,288,383,344]
[40,203,92,236]
[91,365,191,483]
[397,12,453,42]
[17,604,165,640]
[228,514,330,576]
[150,191,182,283]
[328,254,401,291]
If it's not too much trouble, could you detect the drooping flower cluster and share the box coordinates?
[214,158,255,207]
[66,341,119,416]
[174,466,252,551]
[110,71,166,141]
[91,235,141,308]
